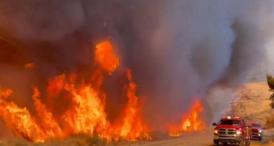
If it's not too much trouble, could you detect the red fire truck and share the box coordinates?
[212,116,251,146]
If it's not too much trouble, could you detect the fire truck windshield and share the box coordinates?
[219,119,240,126]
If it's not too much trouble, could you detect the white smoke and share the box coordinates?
[143,0,274,126]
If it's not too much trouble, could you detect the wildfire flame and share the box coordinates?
[0,40,206,142]
[95,40,120,74]
[168,100,205,137]
[0,40,150,142]
[109,70,151,141]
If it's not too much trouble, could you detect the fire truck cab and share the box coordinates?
[212,116,251,146]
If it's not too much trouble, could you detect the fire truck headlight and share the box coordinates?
[214,129,218,134]
[259,129,263,133]
[236,130,242,135]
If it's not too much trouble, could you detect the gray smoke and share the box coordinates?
[0,0,273,131]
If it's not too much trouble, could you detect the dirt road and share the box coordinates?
[130,130,273,146]
[131,131,212,146]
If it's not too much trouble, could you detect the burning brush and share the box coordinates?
[168,100,205,137]
[0,40,150,142]
[0,40,207,144]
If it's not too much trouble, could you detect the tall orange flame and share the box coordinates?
[61,81,109,135]
[0,88,44,142]
[168,100,205,137]
[110,70,151,141]
[0,40,150,142]
[95,40,120,74]
[32,88,64,139]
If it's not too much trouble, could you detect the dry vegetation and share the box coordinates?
[0,136,108,146]
[266,75,274,129]
[230,82,274,144]
[231,82,274,126]
[0,136,149,146]
[267,75,274,90]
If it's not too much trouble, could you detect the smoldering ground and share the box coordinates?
[0,0,273,133]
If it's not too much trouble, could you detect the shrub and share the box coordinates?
[271,102,274,109]
[267,74,274,90]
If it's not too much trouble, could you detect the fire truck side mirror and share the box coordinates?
[212,123,217,126]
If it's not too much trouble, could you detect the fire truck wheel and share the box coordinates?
[214,141,219,146]
[245,141,250,146]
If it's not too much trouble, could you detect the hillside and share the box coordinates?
[230,82,274,144]
[231,82,273,126]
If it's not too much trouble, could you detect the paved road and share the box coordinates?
[128,130,272,146]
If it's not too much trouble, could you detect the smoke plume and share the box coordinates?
[0,0,273,132]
